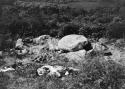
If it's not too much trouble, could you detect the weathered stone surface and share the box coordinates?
[58,34,92,52]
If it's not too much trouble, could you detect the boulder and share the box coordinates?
[58,34,92,52]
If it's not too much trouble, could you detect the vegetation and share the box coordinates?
[0,0,125,89]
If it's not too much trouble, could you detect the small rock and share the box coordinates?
[0,51,3,57]
[47,38,59,50]
[15,38,23,49]
[116,39,125,44]
[91,42,108,52]
[37,65,64,77]
[16,48,28,55]
[29,45,46,55]
[0,66,15,72]
[60,50,86,62]
[37,65,80,78]
[99,38,108,44]
[33,35,50,45]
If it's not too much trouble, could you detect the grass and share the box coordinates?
[1,0,125,88]
[67,1,99,10]
[0,49,125,89]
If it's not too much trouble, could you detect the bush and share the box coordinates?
[95,16,113,24]
[108,22,125,38]
[79,23,107,39]
[58,23,79,37]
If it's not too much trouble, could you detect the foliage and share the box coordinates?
[0,1,125,89]
[79,23,107,39]
[58,23,79,37]
[108,22,125,38]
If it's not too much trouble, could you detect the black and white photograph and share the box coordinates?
[0,0,125,89]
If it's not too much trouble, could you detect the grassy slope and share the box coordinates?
[0,0,125,89]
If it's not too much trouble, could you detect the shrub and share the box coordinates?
[79,23,107,39]
[66,57,125,89]
[94,16,113,24]
[108,22,125,38]
[58,23,79,37]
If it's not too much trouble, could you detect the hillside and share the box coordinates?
[0,0,125,89]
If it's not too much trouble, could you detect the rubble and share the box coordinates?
[37,65,80,78]
[5,34,125,80]
[15,38,24,49]
[91,42,108,52]
[15,48,28,56]
[33,35,50,45]
[29,45,46,55]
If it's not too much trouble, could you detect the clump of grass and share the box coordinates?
[68,57,125,89]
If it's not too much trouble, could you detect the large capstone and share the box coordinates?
[58,34,92,52]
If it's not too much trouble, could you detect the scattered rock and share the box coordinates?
[17,58,32,65]
[99,38,108,44]
[37,65,65,77]
[15,38,24,49]
[23,37,33,44]
[0,51,3,57]
[29,45,46,55]
[37,65,80,78]
[15,48,28,55]
[91,42,108,52]
[104,51,112,56]
[66,67,80,75]
[60,50,86,62]
[33,35,50,45]
[116,39,125,44]
[47,38,59,50]
[58,34,92,52]
[0,66,15,72]
[4,57,16,66]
